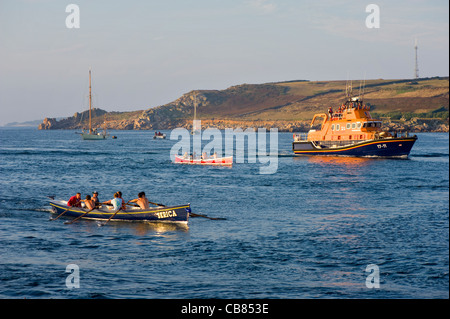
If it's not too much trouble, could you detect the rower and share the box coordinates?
[81,195,96,210]
[128,192,150,209]
[102,192,123,210]
[67,193,82,207]
[117,191,127,209]
[92,191,100,206]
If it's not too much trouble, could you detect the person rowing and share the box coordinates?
[81,195,96,210]
[128,192,150,209]
[116,191,127,209]
[92,191,100,206]
[67,193,82,207]
[102,192,123,210]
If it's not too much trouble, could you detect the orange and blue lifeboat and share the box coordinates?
[292,97,417,158]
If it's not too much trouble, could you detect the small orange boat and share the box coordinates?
[293,87,417,158]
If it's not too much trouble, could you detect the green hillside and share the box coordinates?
[39,77,449,131]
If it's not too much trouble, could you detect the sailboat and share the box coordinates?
[80,69,108,140]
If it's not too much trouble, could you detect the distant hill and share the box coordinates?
[5,117,66,127]
[38,77,449,132]
[5,120,44,127]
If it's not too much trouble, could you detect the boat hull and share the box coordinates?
[293,136,417,157]
[174,155,233,166]
[81,133,107,140]
[49,201,189,223]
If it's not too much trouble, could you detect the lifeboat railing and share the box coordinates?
[293,133,308,142]
[312,140,360,148]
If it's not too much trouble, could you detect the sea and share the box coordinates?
[0,127,448,300]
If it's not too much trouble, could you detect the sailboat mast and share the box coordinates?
[89,69,92,134]
[194,99,197,122]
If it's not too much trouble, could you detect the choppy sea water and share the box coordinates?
[0,127,448,299]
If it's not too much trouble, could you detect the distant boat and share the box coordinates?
[153,132,166,139]
[175,153,233,166]
[80,69,108,140]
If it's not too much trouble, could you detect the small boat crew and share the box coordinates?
[48,196,190,224]
[153,131,166,139]
[175,152,233,166]
[292,87,417,157]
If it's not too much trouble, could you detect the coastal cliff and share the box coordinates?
[38,77,449,132]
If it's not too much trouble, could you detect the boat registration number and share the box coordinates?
[156,210,178,219]
[377,144,387,149]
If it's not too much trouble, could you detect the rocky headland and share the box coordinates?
[38,77,449,133]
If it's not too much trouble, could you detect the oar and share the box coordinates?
[47,196,76,221]
[64,207,96,225]
[151,201,226,220]
[189,212,226,220]
[135,198,225,220]
[99,207,122,226]
[50,207,71,221]
[148,200,166,207]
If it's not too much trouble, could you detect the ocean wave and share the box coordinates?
[412,152,449,158]
[0,148,111,156]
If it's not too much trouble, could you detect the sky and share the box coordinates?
[0,0,448,126]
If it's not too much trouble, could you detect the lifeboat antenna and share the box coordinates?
[345,72,350,99]
[346,80,353,99]
[358,80,362,97]
[362,73,366,100]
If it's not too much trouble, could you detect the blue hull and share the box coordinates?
[293,137,417,157]
[50,201,189,223]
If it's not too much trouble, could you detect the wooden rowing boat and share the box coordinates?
[49,200,189,224]
[174,155,233,166]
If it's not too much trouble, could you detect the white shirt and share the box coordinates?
[111,198,122,210]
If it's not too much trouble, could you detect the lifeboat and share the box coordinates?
[292,95,417,158]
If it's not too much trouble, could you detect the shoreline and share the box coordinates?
[34,118,448,133]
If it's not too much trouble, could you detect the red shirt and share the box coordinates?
[67,195,81,207]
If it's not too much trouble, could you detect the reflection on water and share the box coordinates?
[106,221,190,236]
[303,155,375,168]
[116,221,189,236]
[64,219,189,237]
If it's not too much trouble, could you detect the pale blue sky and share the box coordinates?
[0,0,448,125]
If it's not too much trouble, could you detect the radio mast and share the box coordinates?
[414,39,419,79]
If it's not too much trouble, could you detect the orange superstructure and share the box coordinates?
[305,97,392,143]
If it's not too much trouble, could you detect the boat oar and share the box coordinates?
[189,212,226,220]
[149,200,166,207]
[50,208,71,221]
[150,201,225,220]
[99,207,122,226]
[64,207,96,225]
